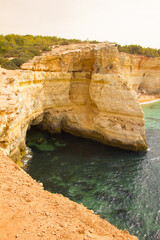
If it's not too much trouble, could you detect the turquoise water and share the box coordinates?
[25,101,160,240]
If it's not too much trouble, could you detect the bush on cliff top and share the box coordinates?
[1,34,159,70]
[1,60,18,70]
[118,44,160,58]
[0,34,99,70]
[1,57,30,69]
[0,57,6,65]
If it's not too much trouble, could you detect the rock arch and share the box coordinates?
[0,43,147,163]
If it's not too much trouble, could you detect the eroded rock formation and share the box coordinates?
[119,52,160,94]
[0,43,148,162]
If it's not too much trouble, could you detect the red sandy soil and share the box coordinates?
[0,151,138,240]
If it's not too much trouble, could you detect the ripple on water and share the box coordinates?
[25,101,160,240]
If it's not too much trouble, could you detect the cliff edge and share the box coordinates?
[0,150,138,240]
[0,43,147,162]
[1,43,158,240]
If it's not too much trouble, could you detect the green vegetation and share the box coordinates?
[1,60,18,70]
[118,44,160,57]
[1,34,159,70]
[0,34,99,70]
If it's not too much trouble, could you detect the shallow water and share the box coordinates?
[25,101,160,240]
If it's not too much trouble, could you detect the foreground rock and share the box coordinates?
[0,151,138,240]
[0,43,147,163]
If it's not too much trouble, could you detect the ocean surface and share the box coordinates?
[25,101,160,240]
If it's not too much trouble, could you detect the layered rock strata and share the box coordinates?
[119,52,160,94]
[0,43,148,162]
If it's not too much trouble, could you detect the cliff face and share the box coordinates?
[119,52,160,94]
[0,43,148,162]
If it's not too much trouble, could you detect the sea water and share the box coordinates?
[25,101,160,240]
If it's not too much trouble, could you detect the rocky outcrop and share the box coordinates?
[0,43,148,162]
[119,52,160,94]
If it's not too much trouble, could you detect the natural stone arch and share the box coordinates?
[0,43,148,163]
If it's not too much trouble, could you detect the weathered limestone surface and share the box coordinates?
[0,43,148,162]
[119,52,160,93]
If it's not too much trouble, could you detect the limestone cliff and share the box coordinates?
[0,43,147,162]
[119,52,160,94]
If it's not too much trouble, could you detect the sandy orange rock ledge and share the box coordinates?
[0,151,138,240]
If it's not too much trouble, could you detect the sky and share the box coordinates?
[0,0,160,48]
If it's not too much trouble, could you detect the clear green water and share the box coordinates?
[25,101,160,240]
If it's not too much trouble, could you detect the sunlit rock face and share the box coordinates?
[119,52,160,93]
[0,43,148,162]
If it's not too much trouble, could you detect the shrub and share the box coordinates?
[3,48,22,58]
[28,47,41,56]
[118,44,160,58]
[0,57,6,65]
[12,58,27,67]
[18,52,33,60]
[1,60,18,70]
[42,46,51,51]
[59,40,69,46]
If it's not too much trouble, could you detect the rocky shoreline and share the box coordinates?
[0,151,138,240]
[1,43,160,239]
